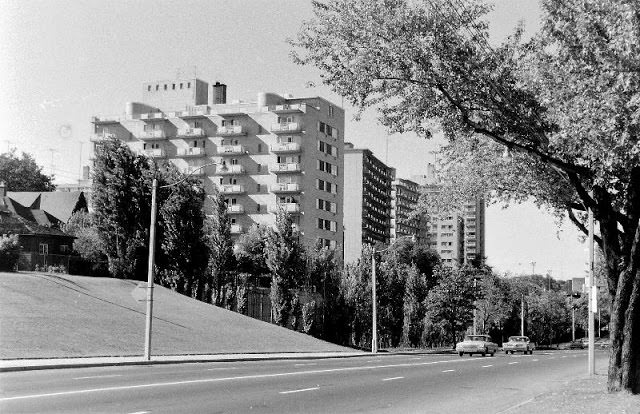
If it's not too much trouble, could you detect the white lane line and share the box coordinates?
[73,374,122,380]
[496,397,535,413]
[411,357,422,360]
[532,359,539,362]
[127,411,150,414]
[508,362,519,365]
[207,367,238,371]
[294,363,317,367]
[279,387,319,395]
[382,376,404,381]
[0,358,474,402]
[441,369,455,373]
[481,365,493,368]
[561,356,567,358]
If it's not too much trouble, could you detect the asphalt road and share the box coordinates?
[0,350,607,414]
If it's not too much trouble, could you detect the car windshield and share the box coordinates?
[465,335,486,341]
[509,336,527,342]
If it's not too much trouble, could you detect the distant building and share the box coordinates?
[390,178,428,244]
[90,78,344,253]
[343,143,395,264]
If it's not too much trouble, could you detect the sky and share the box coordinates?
[0,0,587,279]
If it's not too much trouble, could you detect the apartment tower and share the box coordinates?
[390,178,428,244]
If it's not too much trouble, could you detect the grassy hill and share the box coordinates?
[0,272,352,359]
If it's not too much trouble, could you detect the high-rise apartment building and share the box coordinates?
[91,78,344,252]
[390,178,428,244]
[343,143,395,264]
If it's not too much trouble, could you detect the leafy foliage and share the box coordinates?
[0,234,20,271]
[203,193,235,305]
[0,150,55,192]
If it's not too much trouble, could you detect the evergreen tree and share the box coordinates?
[204,193,235,305]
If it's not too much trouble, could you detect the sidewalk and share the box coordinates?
[0,351,369,372]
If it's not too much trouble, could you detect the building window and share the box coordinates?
[60,245,69,253]
[258,144,262,153]
[172,83,175,90]
[257,164,262,172]
[180,83,183,89]
[257,184,261,192]
[187,82,191,88]
[155,85,159,91]
[164,84,167,90]
[147,85,151,91]
[39,243,49,255]
[328,105,334,117]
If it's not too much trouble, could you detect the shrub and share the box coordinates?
[0,234,20,271]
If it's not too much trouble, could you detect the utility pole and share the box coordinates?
[144,179,158,361]
[371,251,378,354]
[588,194,595,375]
[521,294,524,336]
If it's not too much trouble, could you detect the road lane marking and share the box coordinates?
[0,358,476,402]
[279,387,319,394]
[207,367,238,371]
[294,363,317,367]
[382,376,404,381]
[127,411,150,414]
[481,365,493,368]
[532,359,539,362]
[73,375,122,380]
[496,397,535,413]
[561,356,567,358]
[441,369,455,373]
[411,357,422,360]
[508,362,519,365]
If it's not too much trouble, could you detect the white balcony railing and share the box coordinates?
[270,183,301,193]
[227,204,245,214]
[270,142,301,153]
[90,133,116,142]
[91,115,120,124]
[138,130,166,140]
[218,145,245,155]
[267,103,306,113]
[230,224,243,234]
[140,112,166,120]
[218,164,245,174]
[219,184,245,194]
[143,148,166,158]
[217,125,246,136]
[270,203,300,214]
[272,162,301,173]
[176,147,206,157]
[270,122,302,134]
[176,127,205,138]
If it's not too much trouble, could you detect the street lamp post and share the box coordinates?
[143,162,219,361]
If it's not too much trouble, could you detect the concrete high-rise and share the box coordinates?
[390,178,428,244]
[91,78,344,252]
[343,143,395,264]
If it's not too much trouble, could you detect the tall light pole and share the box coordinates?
[371,251,378,354]
[144,162,219,360]
[521,294,525,336]
[588,194,595,375]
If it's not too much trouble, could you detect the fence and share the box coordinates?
[16,253,109,277]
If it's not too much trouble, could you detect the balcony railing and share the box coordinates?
[219,184,246,194]
[143,148,166,158]
[90,133,116,142]
[176,127,206,138]
[270,122,302,134]
[176,147,206,157]
[230,224,243,234]
[270,142,301,153]
[138,130,167,140]
[218,164,245,175]
[270,203,300,214]
[268,103,306,114]
[270,183,301,193]
[177,108,209,118]
[140,112,166,120]
[217,125,246,136]
[91,116,120,124]
[218,145,246,155]
[272,162,301,173]
[183,167,206,177]
[227,205,245,214]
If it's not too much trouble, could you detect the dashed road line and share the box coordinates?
[73,374,122,380]
[127,411,150,414]
[481,365,493,368]
[508,362,519,365]
[382,376,404,381]
[279,387,319,394]
[441,369,455,373]
[532,359,539,362]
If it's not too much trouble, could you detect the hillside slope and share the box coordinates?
[0,272,352,359]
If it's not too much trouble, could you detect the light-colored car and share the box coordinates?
[503,336,535,354]
[455,334,498,357]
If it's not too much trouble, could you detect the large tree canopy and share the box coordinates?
[0,150,55,191]
[292,0,640,392]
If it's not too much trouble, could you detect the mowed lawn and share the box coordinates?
[0,272,351,359]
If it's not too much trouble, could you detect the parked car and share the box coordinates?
[568,340,585,349]
[503,336,535,354]
[455,335,498,357]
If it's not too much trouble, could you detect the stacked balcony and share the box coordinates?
[90,132,116,143]
[217,145,246,155]
[270,142,301,153]
[230,224,243,234]
[272,162,301,173]
[183,166,207,177]
[219,184,246,195]
[176,147,206,157]
[268,103,306,114]
[227,204,245,214]
[270,183,301,193]
[91,116,120,124]
[138,130,167,141]
[143,148,166,158]
[176,127,206,138]
[139,112,166,120]
[218,164,245,175]
[217,125,246,136]
[269,203,301,214]
[270,122,302,134]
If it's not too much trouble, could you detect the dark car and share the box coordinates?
[568,340,585,349]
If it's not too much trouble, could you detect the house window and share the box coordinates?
[258,144,262,153]
[60,245,69,253]
[257,184,261,192]
[187,82,191,88]
[39,243,49,255]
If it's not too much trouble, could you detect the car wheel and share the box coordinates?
[510,350,514,354]
[459,352,463,357]
[490,351,495,357]
[505,350,508,354]
[482,348,487,357]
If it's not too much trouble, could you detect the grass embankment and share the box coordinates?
[0,272,350,359]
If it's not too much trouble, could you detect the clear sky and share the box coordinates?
[0,0,587,279]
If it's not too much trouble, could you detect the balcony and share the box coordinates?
[91,116,120,124]
[217,145,246,155]
[90,133,116,142]
[138,130,167,140]
[270,203,300,214]
[219,184,246,194]
[139,112,166,121]
[268,103,306,114]
[227,204,245,214]
[230,224,243,234]
[176,147,206,157]
[217,125,246,136]
[272,162,301,173]
[270,122,302,134]
[217,164,245,175]
[270,142,301,153]
[177,108,209,119]
[270,183,301,193]
[143,148,166,158]
[176,127,206,138]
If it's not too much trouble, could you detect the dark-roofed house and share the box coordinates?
[0,183,75,270]
[7,190,88,224]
